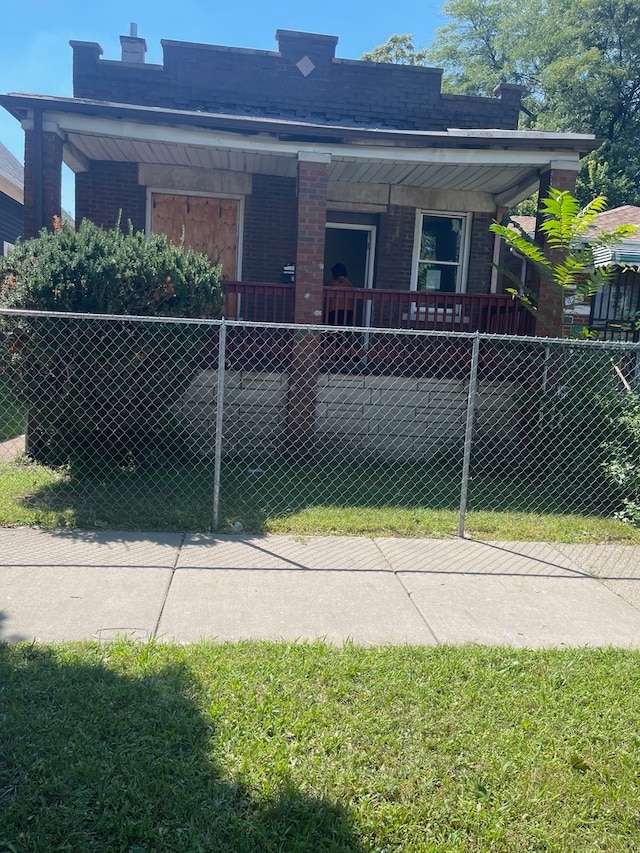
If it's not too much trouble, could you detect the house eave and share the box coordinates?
[0,92,599,152]
[0,92,598,205]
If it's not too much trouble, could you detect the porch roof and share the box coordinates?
[1,92,599,206]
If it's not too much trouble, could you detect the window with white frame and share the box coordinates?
[413,212,470,293]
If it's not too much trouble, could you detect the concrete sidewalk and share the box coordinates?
[1,527,640,648]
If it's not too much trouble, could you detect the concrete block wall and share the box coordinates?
[315,374,469,459]
[182,370,289,458]
[182,369,517,461]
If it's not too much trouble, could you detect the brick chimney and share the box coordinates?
[120,23,146,63]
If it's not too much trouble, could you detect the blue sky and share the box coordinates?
[1,0,448,213]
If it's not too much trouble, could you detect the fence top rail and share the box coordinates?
[1,307,639,351]
[0,307,224,327]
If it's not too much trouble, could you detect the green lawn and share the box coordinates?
[2,641,640,852]
[0,379,25,442]
[0,456,638,543]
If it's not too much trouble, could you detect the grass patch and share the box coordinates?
[0,460,214,531]
[0,379,25,442]
[2,640,640,852]
[0,457,638,543]
[265,507,640,544]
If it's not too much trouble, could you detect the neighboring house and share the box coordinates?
[0,27,599,336]
[589,206,640,341]
[0,140,23,255]
[511,207,640,340]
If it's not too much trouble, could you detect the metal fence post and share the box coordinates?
[458,332,480,538]
[211,320,227,533]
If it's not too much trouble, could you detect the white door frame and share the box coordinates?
[325,222,376,288]
[325,222,377,332]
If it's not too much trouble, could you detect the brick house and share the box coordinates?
[0,140,23,256]
[1,27,599,337]
[589,206,640,341]
[511,208,640,340]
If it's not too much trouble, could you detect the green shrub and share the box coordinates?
[603,391,640,525]
[0,217,222,317]
[0,218,223,469]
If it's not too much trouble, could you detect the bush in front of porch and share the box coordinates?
[0,218,223,468]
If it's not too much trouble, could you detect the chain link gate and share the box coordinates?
[0,308,638,537]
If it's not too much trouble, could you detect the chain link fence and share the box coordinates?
[0,308,638,536]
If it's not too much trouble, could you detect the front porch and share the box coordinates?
[217,284,533,381]
[1,86,598,343]
[223,281,534,335]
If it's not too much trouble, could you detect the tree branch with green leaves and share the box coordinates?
[490,188,637,322]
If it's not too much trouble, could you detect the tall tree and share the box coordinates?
[361,34,430,65]
[364,0,640,206]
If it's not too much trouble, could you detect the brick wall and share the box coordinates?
[242,175,297,283]
[466,212,494,295]
[534,167,579,335]
[375,207,495,295]
[376,206,416,291]
[23,130,62,238]
[71,33,521,132]
[75,161,146,231]
[72,163,497,299]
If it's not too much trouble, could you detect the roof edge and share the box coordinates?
[0,92,600,155]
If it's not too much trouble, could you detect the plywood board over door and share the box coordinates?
[151,193,239,279]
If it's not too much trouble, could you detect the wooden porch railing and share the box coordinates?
[223,281,295,323]
[322,287,535,335]
[223,282,534,335]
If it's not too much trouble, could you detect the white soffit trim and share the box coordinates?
[42,111,584,169]
[298,151,331,163]
[447,128,595,141]
[541,159,582,173]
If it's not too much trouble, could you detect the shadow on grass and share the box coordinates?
[13,462,216,532]
[220,458,620,531]
[4,452,621,536]
[219,459,465,533]
[0,643,364,853]
[7,458,463,534]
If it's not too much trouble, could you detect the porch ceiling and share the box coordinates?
[2,93,598,205]
[63,130,544,197]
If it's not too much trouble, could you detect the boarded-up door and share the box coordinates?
[151,193,239,279]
